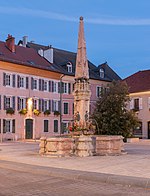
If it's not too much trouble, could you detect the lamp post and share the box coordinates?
[60,74,64,136]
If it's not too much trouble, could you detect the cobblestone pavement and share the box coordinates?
[0,160,150,196]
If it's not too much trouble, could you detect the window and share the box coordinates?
[53,100,59,111]
[62,122,69,133]
[18,97,26,110]
[67,62,72,73]
[96,86,102,98]
[33,79,38,90]
[99,68,104,78]
[5,97,11,108]
[33,99,39,110]
[54,120,58,132]
[63,83,71,94]
[54,82,58,93]
[64,102,69,114]
[44,81,48,91]
[44,100,49,111]
[44,120,49,132]
[3,73,15,87]
[3,119,15,133]
[64,83,67,93]
[134,99,139,110]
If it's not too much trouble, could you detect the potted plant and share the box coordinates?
[54,111,60,116]
[33,109,41,116]
[44,110,51,115]
[19,108,27,115]
[6,107,15,115]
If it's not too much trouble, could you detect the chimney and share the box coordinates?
[43,45,53,63]
[5,34,15,53]
[22,36,28,47]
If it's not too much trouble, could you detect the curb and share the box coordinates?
[0,159,149,189]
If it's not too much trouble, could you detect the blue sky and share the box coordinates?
[0,0,150,78]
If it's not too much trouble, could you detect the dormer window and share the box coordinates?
[67,62,72,73]
[100,68,104,78]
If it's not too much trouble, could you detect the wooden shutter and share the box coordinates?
[58,82,60,93]
[3,73,6,86]
[52,100,54,112]
[12,119,15,133]
[39,79,42,91]
[61,82,64,93]
[12,96,15,110]
[49,81,51,92]
[3,96,6,110]
[31,77,34,90]
[3,119,6,133]
[58,101,61,113]
[17,97,20,111]
[42,99,44,112]
[17,75,20,88]
[26,77,29,89]
[52,81,54,92]
[49,100,51,112]
[139,98,143,110]
[42,80,44,91]
[39,99,42,112]
[68,83,71,94]
[12,74,16,87]
[130,99,134,110]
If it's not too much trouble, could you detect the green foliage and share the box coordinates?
[54,111,60,116]
[33,109,41,116]
[6,107,15,115]
[92,81,139,138]
[44,110,51,115]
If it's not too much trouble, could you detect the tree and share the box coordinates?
[92,81,138,138]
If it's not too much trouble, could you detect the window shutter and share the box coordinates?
[58,101,61,113]
[130,99,134,110]
[0,119,1,133]
[58,82,60,93]
[26,77,29,89]
[0,95,1,110]
[39,99,42,112]
[12,74,16,87]
[42,99,44,112]
[3,119,6,133]
[49,81,51,92]
[52,100,54,112]
[3,73,6,86]
[17,97,20,111]
[12,119,15,133]
[4,96,6,110]
[52,81,54,92]
[54,120,58,132]
[139,98,143,110]
[39,79,42,91]
[31,77,34,90]
[17,75,20,88]
[61,82,64,93]
[12,96,15,110]
[42,80,44,91]
[68,83,71,94]
[49,100,51,111]
[148,97,150,109]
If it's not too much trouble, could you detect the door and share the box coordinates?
[148,122,150,139]
[25,119,33,139]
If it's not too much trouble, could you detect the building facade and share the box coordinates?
[124,70,150,139]
[0,22,120,141]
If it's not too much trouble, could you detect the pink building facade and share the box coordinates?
[0,29,120,141]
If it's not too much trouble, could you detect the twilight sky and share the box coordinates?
[0,0,150,79]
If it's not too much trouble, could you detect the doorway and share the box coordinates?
[25,119,33,139]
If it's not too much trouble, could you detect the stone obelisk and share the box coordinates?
[73,16,91,123]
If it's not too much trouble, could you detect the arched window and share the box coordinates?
[99,68,104,78]
[67,62,72,73]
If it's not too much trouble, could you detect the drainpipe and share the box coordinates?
[60,74,65,136]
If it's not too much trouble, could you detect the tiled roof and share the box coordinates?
[27,42,121,81]
[0,41,60,73]
[123,70,150,93]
